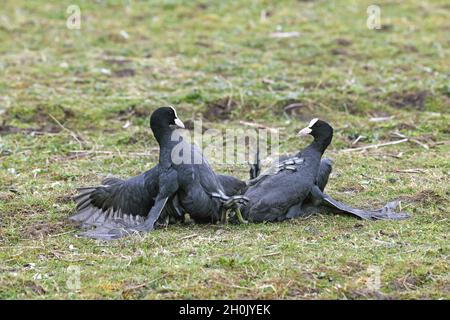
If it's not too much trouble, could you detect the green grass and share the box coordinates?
[0,0,449,299]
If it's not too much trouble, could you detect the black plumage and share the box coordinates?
[70,107,247,239]
[241,118,409,222]
[241,119,333,222]
[70,113,408,239]
[134,107,247,231]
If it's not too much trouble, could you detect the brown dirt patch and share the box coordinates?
[203,97,237,121]
[331,48,349,56]
[279,100,314,120]
[301,81,332,89]
[390,273,427,292]
[377,24,394,32]
[2,104,76,134]
[0,124,60,135]
[346,289,391,299]
[23,221,67,239]
[398,190,446,206]
[402,44,419,53]
[113,68,136,78]
[336,38,352,46]
[24,281,46,295]
[388,90,428,110]
[0,191,16,201]
[56,194,75,204]
[337,185,365,193]
[104,58,132,66]
[116,104,152,120]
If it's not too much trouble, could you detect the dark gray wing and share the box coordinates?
[309,185,410,220]
[315,158,332,192]
[190,143,227,195]
[217,174,247,196]
[246,153,298,187]
[70,165,160,228]
[322,194,410,220]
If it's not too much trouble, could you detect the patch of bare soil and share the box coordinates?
[397,122,418,131]
[0,124,60,135]
[183,119,195,130]
[330,48,349,56]
[203,97,237,121]
[121,281,148,299]
[279,100,313,121]
[398,190,446,206]
[119,130,152,145]
[23,221,67,239]
[24,281,46,295]
[337,184,365,193]
[401,44,419,53]
[336,38,352,46]
[2,105,76,135]
[390,273,428,292]
[0,125,22,134]
[113,68,136,78]
[56,194,75,204]
[181,119,209,133]
[301,81,331,89]
[0,191,15,201]
[388,90,429,110]
[377,24,394,32]
[104,58,132,66]
[336,98,365,115]
[346,289,391,300]
[286,285,319,299]
[116,104,152,120]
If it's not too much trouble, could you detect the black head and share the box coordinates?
[150,106,185,142]
[298,118,333,152]
[150,106,184,130]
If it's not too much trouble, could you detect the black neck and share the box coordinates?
[152,126,184,167]
[304,134,332,156]
[152,125,174,146]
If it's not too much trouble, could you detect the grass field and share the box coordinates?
[0,0,449,299]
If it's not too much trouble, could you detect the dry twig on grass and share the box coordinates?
[239,121,278,133]
[341,138,408,152]
[48,114,84,148]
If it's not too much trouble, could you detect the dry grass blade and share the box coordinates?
[341,138,409,152]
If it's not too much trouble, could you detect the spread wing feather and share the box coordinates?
[70,165,159,228]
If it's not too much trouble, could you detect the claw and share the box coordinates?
[210,192,249,208]
[220,207,248,225]
[224,195,249,208]
[234,207,248,224]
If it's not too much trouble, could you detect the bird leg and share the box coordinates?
[223,195,249,207]
[133,196,169,232]
[220,208,229,224]
[210,192,249,224]
[233,207,248,224]
[210,192,249,207]
[219,207,247,224]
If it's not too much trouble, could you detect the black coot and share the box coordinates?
[70,107,247,239]
[241,119,409,222]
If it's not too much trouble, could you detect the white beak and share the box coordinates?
[298,127,312,136]
[174,118,185,129]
